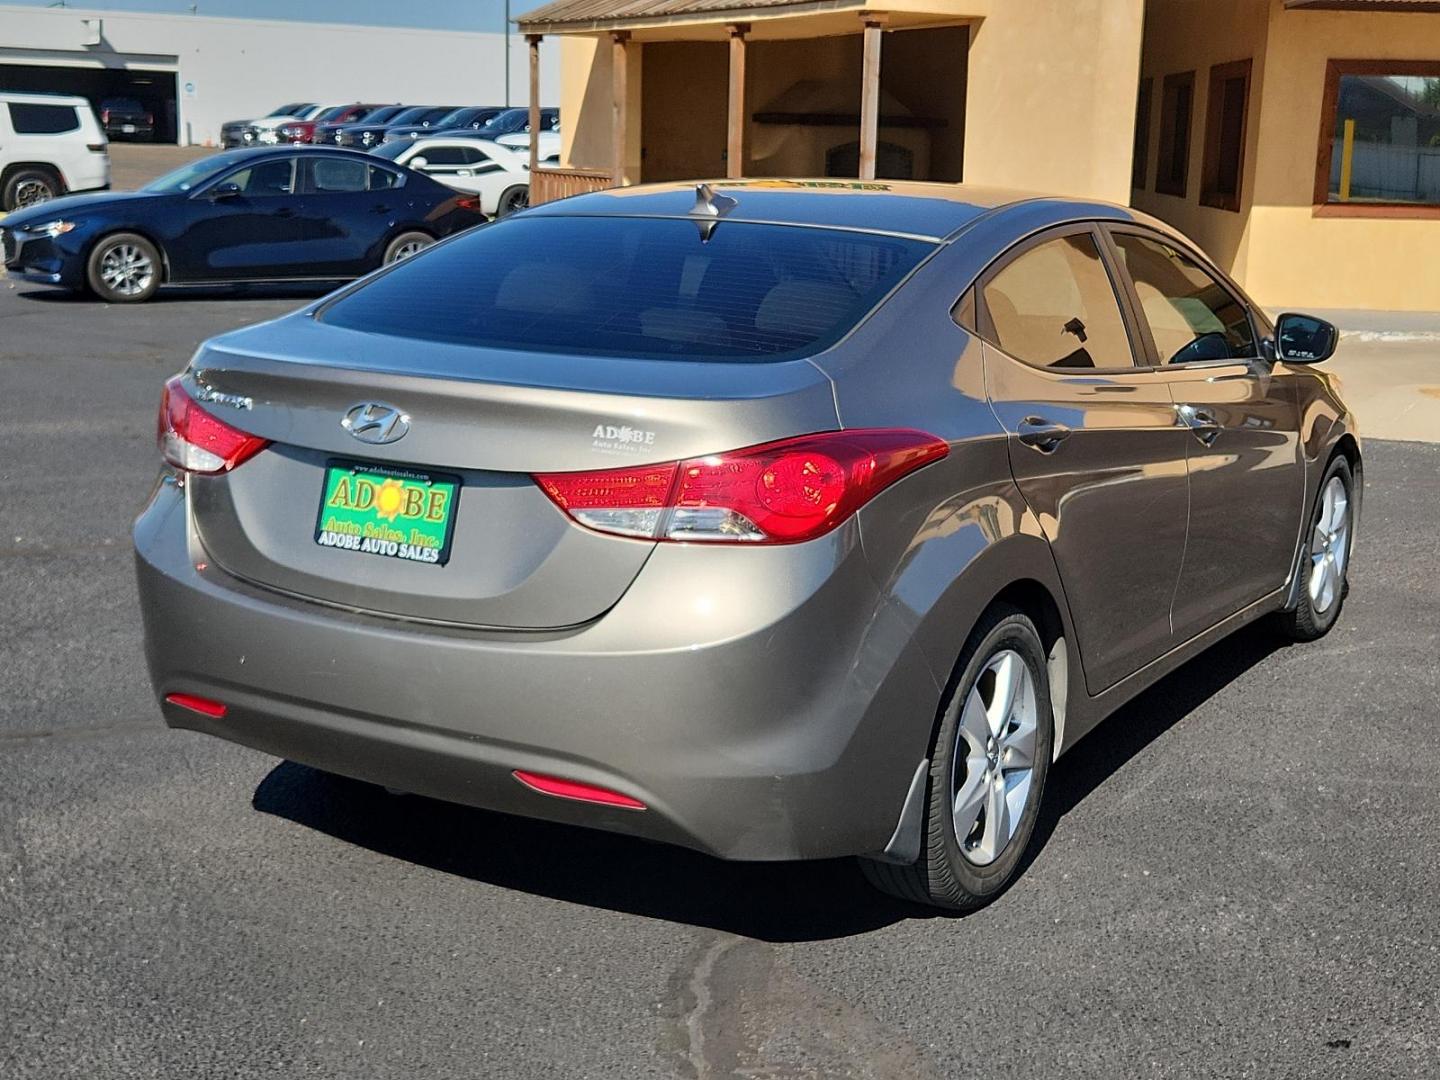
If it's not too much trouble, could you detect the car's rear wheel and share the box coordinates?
[3,168,61,212]
[495,185,529,217]
[383,231,433,265]
[86,233,162,303]
[860,605,1053,911]
[1277,455,1354,642]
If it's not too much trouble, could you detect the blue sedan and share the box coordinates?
[0,147,487,302]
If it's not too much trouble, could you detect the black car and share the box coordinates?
[0,147,486,303]
[471,107,560,141]
[99,97,155,141]
[381,106,506,144]
[314,104,407,147]
[336,105,456,149]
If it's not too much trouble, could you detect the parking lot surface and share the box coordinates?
[2,281,1437,1079]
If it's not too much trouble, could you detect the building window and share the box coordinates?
[1316,60,1440,214]
[1201,60,1251,211]
[1156,71,1195,198]
[1133,78,1154,190]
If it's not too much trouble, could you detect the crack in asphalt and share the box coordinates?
[0,719,159,745]
[682,935,744,1080]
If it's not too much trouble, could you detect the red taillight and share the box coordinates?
[101,108,110,122]
[512,770,647,810]
[165,692,227,718]
[455,195,482,212]
[145,112,154,125]
[157,376,270,474]
[534,429,948,545]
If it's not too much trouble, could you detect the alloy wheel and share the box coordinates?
[390,239,429,262]
[1309,475,1350,615]
[951,649,1038,866]
[15,178,54,209]
[98,243,155,298]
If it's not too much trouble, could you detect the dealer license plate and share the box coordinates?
[314,461,459,566]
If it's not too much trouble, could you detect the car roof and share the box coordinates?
[0,91,90,107]
[524,179,1135,242]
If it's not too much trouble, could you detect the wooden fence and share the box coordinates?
[529,167,616,206]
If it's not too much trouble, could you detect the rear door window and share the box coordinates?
[9,103,80,135]
[981,231,1137,369]
[1110,231,1256,364]
[320,216,933,361]
[307,157,370,194]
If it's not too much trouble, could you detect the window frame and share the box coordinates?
[1156,71,1197,198]
[1313,58,1440,220]
[197,155,300,199]
[1099,222,1267,370]
[969,222,1150,375]
[1200,58,1253,212]
[1133,77,1154,192]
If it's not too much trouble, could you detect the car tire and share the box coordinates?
[3,168,62,212]
[383,231,434,265]
[85,232,162,304]
[495,185,529,218]
[860,604,1053,911]
[1276,454,1354,642]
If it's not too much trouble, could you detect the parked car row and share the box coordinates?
[221,102,560,151]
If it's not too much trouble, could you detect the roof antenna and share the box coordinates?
[690,182,737,241]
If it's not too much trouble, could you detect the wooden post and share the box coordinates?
[611,31,631,185]
[726,23,749,179]
[858,16,886,180]
[527,34,543,174]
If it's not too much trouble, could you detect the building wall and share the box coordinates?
[1132,0,1270,280]
[964,0,1146,203]
[0,4,559,146]
[1137,0,1440,311]
[1246,1,1440,310]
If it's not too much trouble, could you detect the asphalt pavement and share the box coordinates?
[2,280,1437,1079]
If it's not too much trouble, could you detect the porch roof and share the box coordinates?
[516,0,980,36]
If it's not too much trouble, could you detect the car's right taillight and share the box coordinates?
[157,376,269,474]
[534,429,948,545]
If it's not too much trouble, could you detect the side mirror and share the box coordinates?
[409,156,429,170]
[1274,312,1339,364]
[208,181,242,200]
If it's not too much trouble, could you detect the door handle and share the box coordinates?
[1017,416,1071,453]
[1175,403,1221,445]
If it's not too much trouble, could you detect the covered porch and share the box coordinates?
[516,0,980,204]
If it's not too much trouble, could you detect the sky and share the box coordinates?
[6,0,517,34]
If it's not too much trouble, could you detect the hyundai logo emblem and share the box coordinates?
[341,402,410,444]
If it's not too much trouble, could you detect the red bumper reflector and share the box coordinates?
[164,692,227,718]
[512,770,646,810]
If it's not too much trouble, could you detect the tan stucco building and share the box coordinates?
[515,0,1440,311]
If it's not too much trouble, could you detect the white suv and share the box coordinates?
[1,92,110,212]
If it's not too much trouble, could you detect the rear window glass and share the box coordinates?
[319,216,931,361]
[9,103,79,135]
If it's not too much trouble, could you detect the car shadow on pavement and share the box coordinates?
[12,283,335,304]
[253,622,1286,942]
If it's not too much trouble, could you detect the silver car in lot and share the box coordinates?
[134,180,1359,910]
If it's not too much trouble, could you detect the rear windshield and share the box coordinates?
[319,216,931,361]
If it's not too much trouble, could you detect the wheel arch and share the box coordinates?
[1,162,67,203]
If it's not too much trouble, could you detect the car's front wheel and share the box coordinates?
[1277,454,1354,642]
[86,233,162,303]
[383,231,434,265]
[3,168,61,212]
[861,604,1053,911]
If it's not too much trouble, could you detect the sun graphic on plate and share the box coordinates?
[373,478,406,522]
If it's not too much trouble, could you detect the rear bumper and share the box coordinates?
[134,479,940,860]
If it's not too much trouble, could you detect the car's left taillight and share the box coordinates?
[157,376,269,474]
[534,429,948,545]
